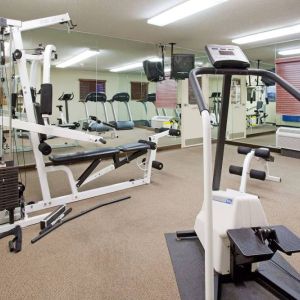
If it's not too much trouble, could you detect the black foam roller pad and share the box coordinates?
[229,165,243,176]
[40,83,53,115]
[169,128,181,136]
[250,169,266,181]
[254,148,270,159]
[237,146,251,155]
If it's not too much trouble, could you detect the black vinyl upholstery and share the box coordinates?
[49,147,120,164]
[49,143,150,165]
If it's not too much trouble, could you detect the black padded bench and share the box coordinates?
[48,142,152,188]
[49,142,150,165]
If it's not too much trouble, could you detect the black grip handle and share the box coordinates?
[229,165,243,176]
[250,169,266,181]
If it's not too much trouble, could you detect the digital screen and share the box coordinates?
[219,50,234,56]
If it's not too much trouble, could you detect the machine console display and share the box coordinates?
[205,45,250,69]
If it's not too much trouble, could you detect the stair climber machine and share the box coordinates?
[167,45,300,300]
[81,92,117,139]
[56,92,80,129]
[107,92,134,130]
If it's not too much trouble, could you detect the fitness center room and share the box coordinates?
[0,1,300,299]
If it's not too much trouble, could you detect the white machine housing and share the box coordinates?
[276,126,300,152]
[151,115,174,129]
[194,189,268,274]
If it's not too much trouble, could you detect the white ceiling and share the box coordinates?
[2,0,300,70]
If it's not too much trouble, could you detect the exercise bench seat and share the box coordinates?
[49,147,120,165]
[48,142,151,165]
[118,143,150,152]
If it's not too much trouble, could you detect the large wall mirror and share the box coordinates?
[5,25,300,167]
[9,28,190,165]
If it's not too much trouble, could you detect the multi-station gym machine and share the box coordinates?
[0,14,180,251]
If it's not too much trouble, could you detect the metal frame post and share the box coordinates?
[212,74,232,191]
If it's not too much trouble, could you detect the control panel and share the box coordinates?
[205,44,250,69]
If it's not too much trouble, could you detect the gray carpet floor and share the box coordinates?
[0,145,299,300]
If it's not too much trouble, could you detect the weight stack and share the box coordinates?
[0,161,19,214]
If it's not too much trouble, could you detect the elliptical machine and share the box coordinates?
[172,45,300,300]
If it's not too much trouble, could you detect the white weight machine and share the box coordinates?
[0,14,180,234]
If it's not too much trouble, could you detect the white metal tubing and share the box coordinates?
[264,162,281,182]
[0,117,105,144]
[239,150,255,193]
[46,165,78,194]
[145,149,156,183]
[25,178,147,214]
[29,60,40,88]
[84,102,89,120]
[20,14,71,32]
[43,45,56,83]
[11,27,52,202]
[201,110,214,300]
[0,213,50,233]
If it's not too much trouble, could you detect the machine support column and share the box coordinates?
[212,74,232,191]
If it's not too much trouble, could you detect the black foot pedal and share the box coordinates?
[227,228,274,260]
[267,225,300,255]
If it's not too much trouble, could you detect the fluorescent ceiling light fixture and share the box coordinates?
[56,49,99,68]
[110,62,142,72]
[110,57,161,72]
[147,0,228,27]
[278,48,300,56]
[233,24,300,45]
